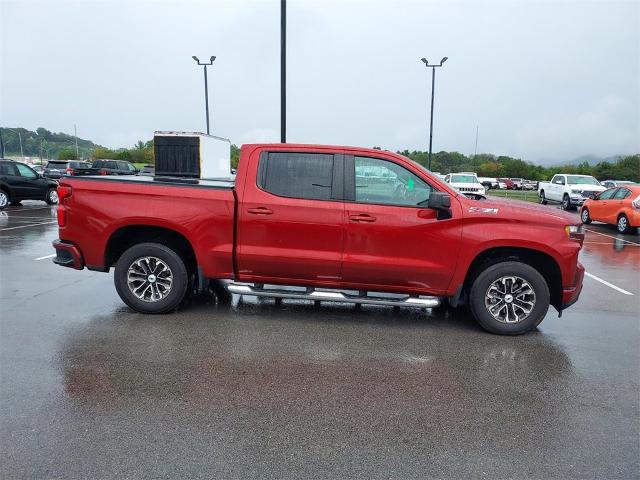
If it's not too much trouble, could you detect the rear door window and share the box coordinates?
[598,189,618,200]
[258,152,335,201]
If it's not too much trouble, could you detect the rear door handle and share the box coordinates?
[349,214,376,223]
[247,207,273,215]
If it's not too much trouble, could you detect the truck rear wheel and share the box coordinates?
[469,261,550,335]
[114,242,188,314]
[538,191,547,205]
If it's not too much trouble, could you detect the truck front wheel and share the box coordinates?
[469,261,550,335]
[114,242,188,314]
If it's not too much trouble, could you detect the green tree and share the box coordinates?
[57,148,78,160]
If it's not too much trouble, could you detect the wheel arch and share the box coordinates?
[463,246,563,311]
[105,225,197,274]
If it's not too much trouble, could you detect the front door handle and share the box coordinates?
[349,214,376,223]
[247,207,273,215]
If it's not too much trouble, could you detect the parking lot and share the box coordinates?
[1,202,638,478]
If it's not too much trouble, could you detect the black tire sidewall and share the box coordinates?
[114,243,188,314]
[539,191,546,204]
[469,261,550,335]
[581,208,591,224]
[562,194,571,210]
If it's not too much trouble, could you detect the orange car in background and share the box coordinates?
[580,184,640,233]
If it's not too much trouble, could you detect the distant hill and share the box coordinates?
[539,154,625,167]
[0,127,101,159]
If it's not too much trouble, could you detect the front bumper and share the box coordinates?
[52,239,84,270]
[561,261,585,309]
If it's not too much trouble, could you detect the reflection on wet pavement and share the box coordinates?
[1,204,638,478]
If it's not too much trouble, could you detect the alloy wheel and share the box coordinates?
[0,192,7,208]
[484,276,536,324]
[618,216,627,233]
[581,209,589,223]
[126,256,173,302]
[49,189,58,204]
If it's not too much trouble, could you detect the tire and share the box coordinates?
[114,242,189,314]
[0,190,9,210]
[45,188,58,205]
[580,207,592,224]
[617,214,636,234]
[539,190,547,205]
[561,194,572,211]
[469,261,550,335]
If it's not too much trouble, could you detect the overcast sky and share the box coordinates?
[1,0,638,163]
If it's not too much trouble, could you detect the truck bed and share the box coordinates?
[58,174,237,278]
[70,174,236,189]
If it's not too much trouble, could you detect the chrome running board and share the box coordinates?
[226,283,440,309]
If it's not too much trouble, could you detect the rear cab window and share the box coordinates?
[257,152,339,201]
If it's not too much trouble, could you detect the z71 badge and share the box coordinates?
[469,207,499,214]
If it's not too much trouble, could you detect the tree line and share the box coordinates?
[398,150,639,182]
[1,127,637,181]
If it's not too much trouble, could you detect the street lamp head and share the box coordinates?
[421,58,428,65]
[440,56,448,65]
[210,56,216,63]
[192,56,200,63]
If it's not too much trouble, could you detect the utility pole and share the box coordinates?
[420,57,448,170]
[474,125,479,158]
[281,0,286,143]
[74,124,79,158]
[192,56,216,134]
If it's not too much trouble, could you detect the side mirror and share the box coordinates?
[427,192,452,219]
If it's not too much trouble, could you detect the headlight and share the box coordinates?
[565,224,585,242]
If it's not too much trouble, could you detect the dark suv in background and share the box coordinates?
[0,159,59,209]
[44,160,95,179]
[92,160,138,175]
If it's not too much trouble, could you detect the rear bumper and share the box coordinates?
[52,239,84,270]
[561,261,585,309]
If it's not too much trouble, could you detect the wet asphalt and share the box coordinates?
[1,202,639,479]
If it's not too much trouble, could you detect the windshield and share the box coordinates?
[567,175,600,185]
[450,174,477,183]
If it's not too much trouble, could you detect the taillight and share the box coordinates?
[100,169,108,175]
[66,167,74,176]
[57,207,66,227]
[632,195,640,210]
[57,185,72,201]
[56,185,71,227]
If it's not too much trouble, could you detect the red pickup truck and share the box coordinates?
[52,144,585,335]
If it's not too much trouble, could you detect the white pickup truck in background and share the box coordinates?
[538,174,606,210]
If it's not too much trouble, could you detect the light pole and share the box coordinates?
[192,55,216,135]
[281,0,286,143]
[6,128,24,158]
[74,124,79,158]
[421,56,448,170]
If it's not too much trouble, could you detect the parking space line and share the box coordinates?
[35,254,56,261]
[584,272,634,295]
[585,228,640,246]
[4,206,54,212]
[0,221,57,231]
[583,241,640,246]
[0,215,55,220]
